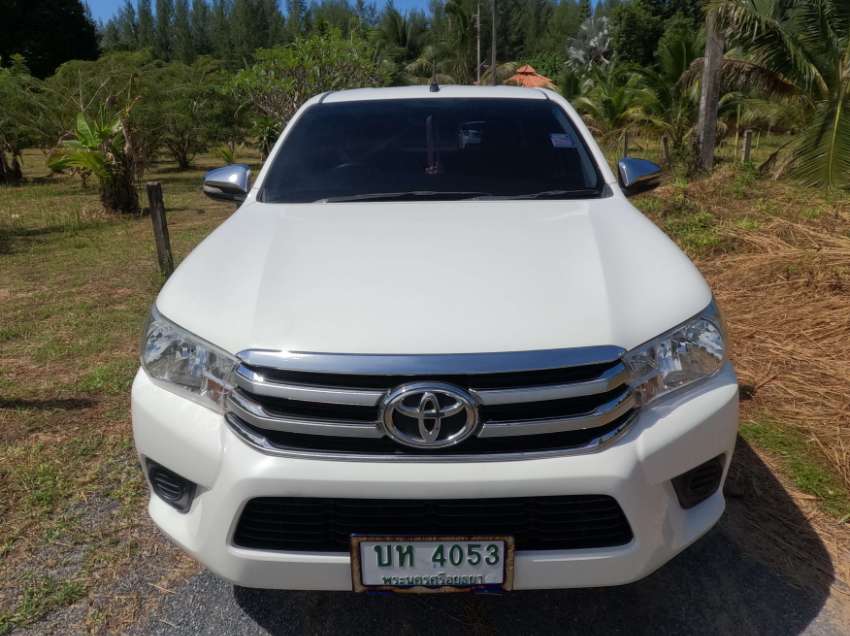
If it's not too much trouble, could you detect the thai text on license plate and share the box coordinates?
[351,536,514,592]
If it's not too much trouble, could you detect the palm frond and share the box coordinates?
[791,100,850,189]
[682,57,800,98]
[709,0,828,97]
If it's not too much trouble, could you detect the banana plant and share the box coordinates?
[48,109,140,214]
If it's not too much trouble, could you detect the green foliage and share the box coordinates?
[403,1,475,85]
[0,56,41,183]
[663,210,723,254]
[610,0,664,68]
[712,0,850,189]
[741,420,850,519]
[233,30,390,125]
[0,575,85,634]
[574,63,652,138]
[142,57,232,168]
[639,15,704,159]
[47,110,140,214]
[0,0,98,78]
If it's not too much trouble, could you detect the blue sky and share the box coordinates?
[86,0,432,24]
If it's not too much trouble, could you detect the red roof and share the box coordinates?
[506,64,556,89]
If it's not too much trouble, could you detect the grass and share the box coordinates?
[0,575,85,635]
[742,420,850,521]
[2,141,850,629]
[0,149,248,632]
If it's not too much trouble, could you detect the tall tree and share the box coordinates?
[138,0,155,48]
[118,1,140,49]
[173,0,195,63]
[578,0,592,22]
[695,8,722,172]
[354,0,378,30]
[191,0,213,55]
[538,0,582,58]
[155,0,175,60]
[231,0,284,64]
[610,0,663,68]
[287,0,308,40]
[210,0,234,63]
[0,0,99,78]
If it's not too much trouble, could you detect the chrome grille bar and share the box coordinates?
[234,364,384,406]
[477,390,635,438]
[471,363,629,405]
[227,392,383,438]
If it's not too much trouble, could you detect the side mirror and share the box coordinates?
[203,164,251,202]
[618,158,662,196]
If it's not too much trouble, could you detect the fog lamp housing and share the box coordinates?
[671,454,726,509]
[146,459,196,513]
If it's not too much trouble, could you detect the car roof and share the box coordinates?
[320,84,550,103]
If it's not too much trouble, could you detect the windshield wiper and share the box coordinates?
[316,191,490,203]
[474,189,601,200]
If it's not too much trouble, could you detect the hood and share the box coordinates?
[156,198,711,355]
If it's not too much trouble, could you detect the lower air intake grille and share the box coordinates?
[233,495,633,552]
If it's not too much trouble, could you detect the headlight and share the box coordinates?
[624,302,726,406]
[140,307,237,413]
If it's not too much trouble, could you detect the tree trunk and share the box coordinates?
[696,11,724,172]
[11,154,23,181]
[0,152,23,184]
[101,159,140,214]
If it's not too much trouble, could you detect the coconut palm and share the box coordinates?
[639,22,704,158]
[573,63,652,142]
[373,5,427,64]
[403,0,476,85]
[709,0,850,188]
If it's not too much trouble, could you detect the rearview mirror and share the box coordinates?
[617,158,662,196]
[203,164,251,202]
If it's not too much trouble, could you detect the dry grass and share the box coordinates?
[636,167,850,594]
[637,167,850,493]
[710,220,850,487]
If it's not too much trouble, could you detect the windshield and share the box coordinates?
[259,98,603,203]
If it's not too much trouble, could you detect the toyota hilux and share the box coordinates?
[132,85,738,592]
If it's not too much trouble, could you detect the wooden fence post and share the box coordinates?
[661,135,671,164]
[742,129,753,164]
[146,182,174,277]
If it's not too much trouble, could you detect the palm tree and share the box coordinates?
[573,63,652,142]
[403,0,475,85]
[374,6,427,64]
[710,0,850,188]
[640,23,704,158]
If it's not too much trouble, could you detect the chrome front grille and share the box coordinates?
[224,347,638,461]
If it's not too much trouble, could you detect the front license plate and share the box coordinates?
[351,536,514,592]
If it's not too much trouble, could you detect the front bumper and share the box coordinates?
[131,363,738,590]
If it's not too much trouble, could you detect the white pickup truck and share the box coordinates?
[132,85,738,592]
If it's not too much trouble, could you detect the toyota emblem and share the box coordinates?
[380,382,478,449]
